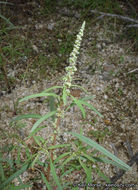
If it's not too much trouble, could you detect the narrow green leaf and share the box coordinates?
[0,158,8,162]
[65,102,75,112]
[0,163,30,189]
[50,160,63,189]
[35,135,45,144]
[80,127,83,135]
[62,87,67,105]
[60,168,74,178]
[19,93,59,103]
[71,96,86,118]
[0,1,13,5]
[23,144,32,159]
[48,144,70,150]
[93,157,129,170]
[71,187,79,190]
[79,158,92,183]
[48,96,56,121]
[0,14,14,27]
[70,132,131,171]
[96,167,111,183]
[82,153,96,163]
[0,162,5,181]
[12,114,41,122]
[42,86,63,93]
[80,100,103,117]
[28,126,46,138]
[8,158,15,170]
[33,136,41,146]
[59,154,75,169]
[80,95,95,101]
[31,154,39,169]
[54,152,70,164]
[41,172,52,190]
[56,183,70,190]
[16,147,21,165]
[17,175,23,186]
[30,111,56,133]
[9,184,32,190]
[1,26,19,32]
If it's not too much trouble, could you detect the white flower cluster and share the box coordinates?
[56,107,65,118]
[63,21,86,88]
[51,22,85,136]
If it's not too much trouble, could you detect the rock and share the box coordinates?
[102,63,116,81]
[47,22,55,30]
[102,71,114,81]
[103,63,115,72]
[32,44,39,53]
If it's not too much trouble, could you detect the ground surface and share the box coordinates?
[0,1,138,189]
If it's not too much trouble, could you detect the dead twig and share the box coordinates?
[126,24,138,28]
[90,10,138,24]
[127,68,138,74]
[111,143,119,173]
[124,138,133,158]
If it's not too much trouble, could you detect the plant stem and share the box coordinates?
[45,21,85,182]
[46,101,63,181]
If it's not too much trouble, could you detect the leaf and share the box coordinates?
[71,187,79,190]
[96,167,111,183]
[82,152,96,163]
[59,154,75,169]
[31,154,39,169]
[54,152,71,164]
[19,93,59,103]
[42,86,63,93]
[71,96,86,118]
[30,111,56,133]
[22,143,33,159]
[70,132,131,171]
[48,144,70,150]
[16,147,21,165]
[79,100,103,117]
[0,14,14,27]
[65,102,75,112]
[56,183,70,190]
[0,163,30,189]
[35,135,45,144]
[80,95,95,101]
[9,184,32,190]
[50,159,63,189]
[60,168,74,178]
[41,172,52,190]
[93,157,129,170]
[28,126,46,138]
[33,136,41,147]
[0,1,13,5]
[79,158,92,183]
[0,161,5,181]
[48,96,56,121]
[11,114,41,122]
[62,87,67,105]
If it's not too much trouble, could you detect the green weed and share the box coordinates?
[1,21,131,190]
[0,1,14,28]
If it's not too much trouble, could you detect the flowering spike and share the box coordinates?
[63,21,86,88]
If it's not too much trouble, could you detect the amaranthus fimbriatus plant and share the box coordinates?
[3,21,131,190]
